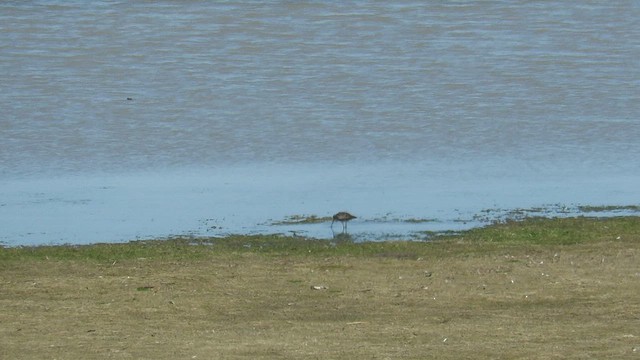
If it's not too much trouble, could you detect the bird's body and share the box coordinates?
[331,212,356,232]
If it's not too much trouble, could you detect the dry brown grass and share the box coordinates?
[1,220,640,359]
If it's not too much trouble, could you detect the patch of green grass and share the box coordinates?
[0,236,216,262]
[451,216,640,245]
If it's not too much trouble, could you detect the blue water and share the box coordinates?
[1,2,640,246]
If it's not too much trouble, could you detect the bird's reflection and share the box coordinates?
[331,232,354,244]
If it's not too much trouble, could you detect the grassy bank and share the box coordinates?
[1,217,639,359]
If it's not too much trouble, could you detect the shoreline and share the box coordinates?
[2,167,640,247]
[2,214,639,251]
[2,216,639,358]
[1,205,639,249]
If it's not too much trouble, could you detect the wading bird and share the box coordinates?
[331,212,356,233]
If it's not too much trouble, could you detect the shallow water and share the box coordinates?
[1,2,640,245]
[2,163,638,246]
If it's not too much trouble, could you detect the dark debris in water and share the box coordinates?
[473,203,640,223]
[269,214,332,225]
